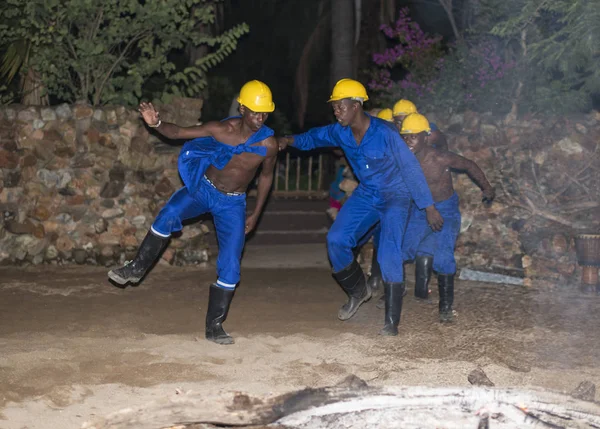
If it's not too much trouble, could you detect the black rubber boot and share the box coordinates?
[380,282,405,336]
[367,245,383,292]
[205,284,235,345]
[438,274,455,323]
[414,255,433,299]
[376,279,407,309]
[333,260,371,321]
[108,231,168,286]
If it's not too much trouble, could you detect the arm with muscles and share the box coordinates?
[388,134,444,231]
[245,138,278,234]
[139,102,220,140]
[444,152,495,203]
[277,124,339,151]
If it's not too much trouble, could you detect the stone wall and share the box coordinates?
[0,98,210,267]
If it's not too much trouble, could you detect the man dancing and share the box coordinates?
[108,80,279,345]
[371,113,495,322]
[278,79,443,336]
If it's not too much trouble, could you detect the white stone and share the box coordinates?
[41,108,57,121]
[55,103,72,119]
[555,137,583,155]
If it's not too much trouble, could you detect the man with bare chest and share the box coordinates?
[372,113,494,322]
[107,80,279,344]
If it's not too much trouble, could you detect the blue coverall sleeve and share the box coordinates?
[292,124,339,151]
[388,133,434,210]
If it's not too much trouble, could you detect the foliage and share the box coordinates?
[369,1,600,115]
[368,9,516,114]
[485,0,600,114]
[0,0,248,106]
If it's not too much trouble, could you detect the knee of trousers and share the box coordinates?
[326,228,354,252]
[151,208,183,237]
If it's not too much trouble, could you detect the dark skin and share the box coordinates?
[394,114,448,151]
[138,102,278,234]
[278,99,444,231]
[402,131,495,203]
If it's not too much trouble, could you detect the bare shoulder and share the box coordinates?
[262,135,279,157]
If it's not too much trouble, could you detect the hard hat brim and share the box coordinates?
[237,99,276,113]
[327,95,369,103]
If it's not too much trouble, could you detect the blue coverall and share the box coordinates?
[402,192,461,275]
[151,123,273,290]
[293,116,434,283]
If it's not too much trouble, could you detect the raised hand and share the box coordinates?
[139,102,160,126]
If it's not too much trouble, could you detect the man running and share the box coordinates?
[392,99,448,150]
[108,80,279,345]
[278,79,443,336]
[371,113,495,322]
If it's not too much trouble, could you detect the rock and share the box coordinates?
[55,234,74,253]
[73,248,87,264]
[161,247,176,264]
[575,123,588,134]
[130,215,146,227]
[32,119,45,130]
[40,108,57,122]
[3,170,21,188]
[17,107,40,122]
[5,219,37,235]
[154,177,175,198]
[45,244,58,260]
[55,103,72,119]
[97,245,116,266]
[93,218,108,234]
[555,137,583,155]
[0,149,19,169]
[31,205,51,221]
[100,181,125,198]
[101,208,124,220]
[468,368,495,387]
[73,104,93,119]
[93,109,105,122]
[571,381,596,401]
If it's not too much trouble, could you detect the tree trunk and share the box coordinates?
[331,0,356,85]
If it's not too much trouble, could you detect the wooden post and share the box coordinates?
[308,156,313,191]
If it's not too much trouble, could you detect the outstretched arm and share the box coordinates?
[139,102,219,140]
[245,138,277,234]
[277,124,339,151]
[445,152,495,201]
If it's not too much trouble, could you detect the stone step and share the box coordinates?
[203,197,331,245]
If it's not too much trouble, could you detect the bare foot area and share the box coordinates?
[1,262,599,428]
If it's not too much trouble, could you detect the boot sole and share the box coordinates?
[379,326,398,336]
[206,336,235,345]
[338,287,372,321]
[107,270,141,286]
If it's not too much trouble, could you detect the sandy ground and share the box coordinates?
[1,244,600,428]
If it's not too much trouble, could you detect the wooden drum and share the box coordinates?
[574,234,600,285]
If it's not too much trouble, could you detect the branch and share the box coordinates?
[93,31,149,105]
[529,151,547,204]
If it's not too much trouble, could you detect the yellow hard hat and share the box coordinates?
[400,113,431,134]
[376,108,393,122]
[237,80,275,113]
[328,78,369,103]
[393,99,417,116]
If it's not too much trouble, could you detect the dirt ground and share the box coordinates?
[1,250,600,428]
